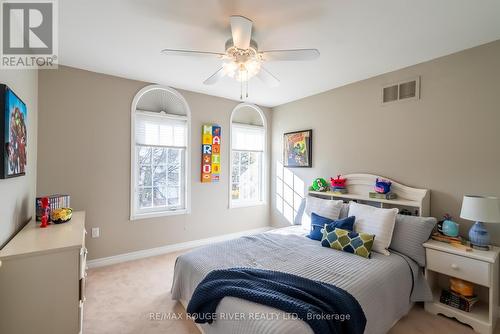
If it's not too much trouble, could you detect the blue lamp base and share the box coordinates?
[468,221,490,251]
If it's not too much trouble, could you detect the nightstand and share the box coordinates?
[423,240,499,334]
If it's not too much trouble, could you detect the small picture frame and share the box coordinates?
[283,129,312,168]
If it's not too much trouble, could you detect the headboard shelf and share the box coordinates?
[309,173,430,216]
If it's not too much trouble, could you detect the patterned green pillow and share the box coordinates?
[321,225,375,258]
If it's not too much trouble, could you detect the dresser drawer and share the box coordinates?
[426,249,490,286]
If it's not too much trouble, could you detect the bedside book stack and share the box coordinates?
[431,232,464,244]
[440,290,478,312]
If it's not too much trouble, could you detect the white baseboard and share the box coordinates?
[87,226,273,269]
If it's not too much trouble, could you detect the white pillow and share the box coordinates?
[300,196,343,230]
[349,202,398,255]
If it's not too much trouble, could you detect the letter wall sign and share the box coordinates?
[201,124,221,183]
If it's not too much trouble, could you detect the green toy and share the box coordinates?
[311,178,328,192]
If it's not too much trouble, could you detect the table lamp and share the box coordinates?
[460,195,500,250]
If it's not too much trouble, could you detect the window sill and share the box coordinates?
[130,209,189,221]
[229,201,266,209]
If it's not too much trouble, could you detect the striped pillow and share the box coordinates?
[390,215,437,266]
[349,202,398,256]
[299,196,343,230]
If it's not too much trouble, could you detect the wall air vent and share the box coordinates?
[382,77,420,104]
[383,85,398,103]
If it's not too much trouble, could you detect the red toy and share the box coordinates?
[330,175,347,188]
[40,215,48,228]
[40,197,50,228]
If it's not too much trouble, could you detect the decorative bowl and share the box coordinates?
[51,208,73,224]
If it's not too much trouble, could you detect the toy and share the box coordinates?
[330,175,347,189]
[374,178,391,194]
[330,175,347,193]
[311,178,328,192]
[442,214,459,237]
[41,197,49,216]
[39,197,50,228]
[40,215,48,228]
[450,277,475,297]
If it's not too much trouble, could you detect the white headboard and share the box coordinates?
[309,173,430,216]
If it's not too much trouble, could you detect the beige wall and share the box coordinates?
[37,66,271,260]
[0,69,38,248]
[271,40,500,244]
[36,40,500,258]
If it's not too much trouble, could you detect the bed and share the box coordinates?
[172,225,432,334]
[172,174,434,334]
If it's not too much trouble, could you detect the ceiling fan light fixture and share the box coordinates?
[223,58,262,82]
[161,15,320,96]
[221,37,263,82]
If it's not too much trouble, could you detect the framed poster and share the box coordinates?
[283,129,312,168]
[0,84,27,178]
[201,124,221,183]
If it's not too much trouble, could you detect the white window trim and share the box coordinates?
[229,103,268,209]
[130,85,191,221]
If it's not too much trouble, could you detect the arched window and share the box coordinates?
[130,85,191,219]
[230,103,266,207]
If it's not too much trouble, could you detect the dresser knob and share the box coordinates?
[451,264,459,270]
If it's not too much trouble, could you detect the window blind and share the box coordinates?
[231,124,264,151]
[135,112,187,147]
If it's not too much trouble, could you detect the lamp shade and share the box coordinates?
[460,195,500,223]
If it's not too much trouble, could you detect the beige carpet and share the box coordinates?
[84,250,498,334]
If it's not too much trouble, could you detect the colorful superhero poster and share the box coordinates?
[2,87,27,178]
[283,129,312,168]
[201,124,221,182]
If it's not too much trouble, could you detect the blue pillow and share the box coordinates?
[307,213,356,241]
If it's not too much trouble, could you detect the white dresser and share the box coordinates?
[0,211,87,334]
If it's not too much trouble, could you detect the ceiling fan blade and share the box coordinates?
[257,67,280,88]
[260,49,320,61]
[230,15,252,49]
[203,67,226,85]
[161,49,224,58]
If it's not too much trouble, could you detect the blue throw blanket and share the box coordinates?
[186,268,366,334]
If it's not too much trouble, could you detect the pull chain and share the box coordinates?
[240,76,243,100]
[246,70,249,98]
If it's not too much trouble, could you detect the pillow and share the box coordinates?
[321,226,375,258]
[349,202,398,256]
[307,214,356,241]
[339,203,350,219]
[299,196,343,230]
[390,215,437,266]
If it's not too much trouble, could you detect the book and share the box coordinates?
[330,187,347,194]
[368,192,397,200]
[431,232,464,244]
[440,289,478,312]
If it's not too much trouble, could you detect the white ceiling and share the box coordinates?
[59,0,500,107]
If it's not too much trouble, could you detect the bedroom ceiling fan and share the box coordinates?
[161,15,320,99]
